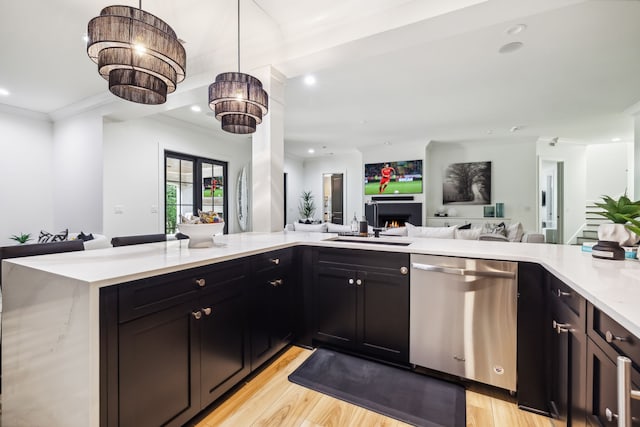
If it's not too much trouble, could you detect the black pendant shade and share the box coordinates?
[208,72,269,134]
[208,1,269,134]
[87,5,186,105]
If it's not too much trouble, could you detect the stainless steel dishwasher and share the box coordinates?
[410,254,517,392]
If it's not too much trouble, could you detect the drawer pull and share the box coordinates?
[269,258,280,265]
[400,266,408,275]
[192,310,202,320]
[269,279,283,287]
[202,307,212,316]
[606,330,628,343]
[615,356,640,427]
[348,278,354,285]
[194,278,206,288]
[556,289,572,297]
[552,320,572,334]
[356,279,363,286]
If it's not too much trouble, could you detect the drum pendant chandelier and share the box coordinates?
[208,0,269,134]
[86,2,186,105]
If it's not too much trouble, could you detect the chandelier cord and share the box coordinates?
[237,0,241,73]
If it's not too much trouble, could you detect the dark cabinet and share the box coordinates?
[587,304,640,426]
[548,275,587,427]
[311,248,410,364]
[249,249,295,369]
[101,259,250,427]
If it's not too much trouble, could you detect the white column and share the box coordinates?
[251,66,286,232]
[635,116,640,199]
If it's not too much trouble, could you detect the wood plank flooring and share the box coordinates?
[195,346,553,427]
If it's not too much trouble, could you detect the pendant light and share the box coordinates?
[87,1,186,105]
[208,0,269,134]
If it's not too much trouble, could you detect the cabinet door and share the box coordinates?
[586,338,640,426]
[358,269,409,364]
[313,265,357,347]
[199,289,250,408]
[119,303,200,427]
[250,266,294,369]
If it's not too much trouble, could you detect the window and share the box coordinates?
[165,151,228,234]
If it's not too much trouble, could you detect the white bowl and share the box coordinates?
[178,222,225,248]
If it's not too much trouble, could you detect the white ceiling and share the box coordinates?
[1,0,639,158]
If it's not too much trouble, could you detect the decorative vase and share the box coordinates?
[597,223,640,247]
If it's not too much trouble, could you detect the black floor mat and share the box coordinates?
[288,348,466,427]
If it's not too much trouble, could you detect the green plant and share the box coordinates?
[626,217,640,237]
[10,233,32,244]
[589,192,640,224]
[298,190,316,219]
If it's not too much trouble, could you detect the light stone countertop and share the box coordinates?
[4,231,640,337]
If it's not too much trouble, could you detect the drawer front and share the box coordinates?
[119,259,248,323]
[316,248,409,272]
[252,248,293,275]
[549,274,585,319]
[589,305,640,369]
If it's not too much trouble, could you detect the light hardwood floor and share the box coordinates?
[195,346,553,427]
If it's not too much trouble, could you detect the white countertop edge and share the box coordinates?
[4,231,640,337]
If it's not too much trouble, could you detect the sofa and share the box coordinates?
[284,221,545,243]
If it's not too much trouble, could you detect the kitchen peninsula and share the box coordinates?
[3,232,640,427]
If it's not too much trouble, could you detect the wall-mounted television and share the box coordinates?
[364,159,423,195]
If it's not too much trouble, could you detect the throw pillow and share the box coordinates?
[483,222,507,236]
[454,228,482,240]
[293,223,328,232]
[51,228,69,242]
[457,223,472,230]
[406,223,456,239]
[38,230,53,243]
[506,222,524,242]
[326,223,352,233]
[380,227,408,236]
[478,233,509,242]
[76,231,95,242]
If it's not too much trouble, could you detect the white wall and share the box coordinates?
[0,108,54,245]
[299,150,363,224]
[53,111,103,234]
[284,154,304,226]
[537,141,587,244]
[103,116,251,239]
[585,142,634,202]
[427,138,538,232]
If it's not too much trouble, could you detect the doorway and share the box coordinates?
[322,173,344,224]
[539,160,564,244]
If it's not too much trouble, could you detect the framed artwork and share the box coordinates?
[443,161,491,205]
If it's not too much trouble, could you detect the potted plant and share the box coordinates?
[589,193,640,246]
[10,232,32,244]
[298,190,316,223]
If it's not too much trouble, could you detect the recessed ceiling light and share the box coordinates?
[506,24,527,36]
[304,75,316,86]
[384,141,391,145]
[510,125,522,132]
[499,42,524,54]
[190,105,201,113]
[0,87,9,96]
[308,148,315,154]
[611,137,621,142]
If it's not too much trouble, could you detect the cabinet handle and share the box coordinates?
[556,289,572,297]
[615,356,640,427]
[607,330,628,343]
[400,266,408,275]
[192,310,202,320]
[202,307,212,316]
[355,279,363,286]
[348,278,354,285]
[269,279,283,287]
[194,278,206,287]
[269,258,280,265]
[552,320,572,334]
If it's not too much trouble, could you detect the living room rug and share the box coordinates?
[288,348,466,427]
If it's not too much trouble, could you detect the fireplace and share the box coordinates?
[365,202,422,227]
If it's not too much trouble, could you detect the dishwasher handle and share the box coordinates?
[411,262,516,279]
